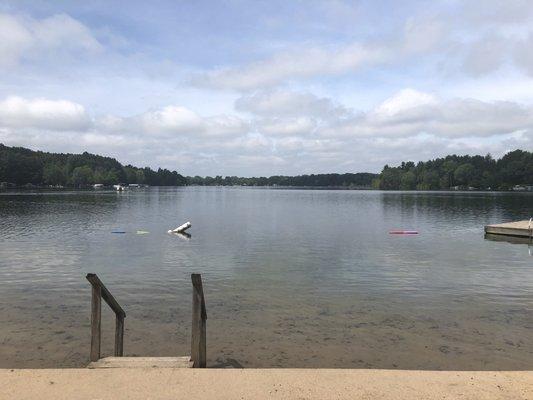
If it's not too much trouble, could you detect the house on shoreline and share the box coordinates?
[513,184,533,191]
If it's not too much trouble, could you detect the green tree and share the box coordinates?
[124,166,137,184]
[71,165,94,186]
[103,170,120,185]
[136,170,146,184]
[93,169,106,184]
[379,167,401,190]
[442,160,457,187]
[454,163,475,186]
[43,163,66,186]
[418,170,439,190]
[399,171,416,190]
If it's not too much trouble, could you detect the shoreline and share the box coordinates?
[2,185,533,192]
[2,368,532,399]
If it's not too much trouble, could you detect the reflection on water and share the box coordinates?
[485,233,532,245]
[484,234,533,257]
[0,188,532,369]
[173,231,192,240]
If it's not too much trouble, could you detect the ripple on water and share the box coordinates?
[0,188,532,369]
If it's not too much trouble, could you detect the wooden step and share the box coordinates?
[88,356,193,369]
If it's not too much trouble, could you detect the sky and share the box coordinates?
[0,0,533,176]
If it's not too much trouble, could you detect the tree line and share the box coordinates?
[373,150,533,190]
[187,173,377,188]
[0,144,187,187]
[1,144,531,190]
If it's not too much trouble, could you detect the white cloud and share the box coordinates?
[189,14,448,92]
[0,13,102,68]
[514,33,533,76]
[321,90,533,139]
[96,105,250,138]
[235,89,348,118]
[185,0,533,91]
[204,115,250,137]
[1,88,532,176]
[32,14,101,52]
[460,0,533,25]
[402,16,444,53]
[191,43,387,90]
[0,14,33,68]
[259,117,317,136]
[461,34,508,76]
[373,89,438,117]
[0,96,90,131]
[139,106,205,135]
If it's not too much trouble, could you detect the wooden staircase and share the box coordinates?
[88,356,193,369]
[85,273,207,369]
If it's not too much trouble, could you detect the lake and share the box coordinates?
[0,187,532,369]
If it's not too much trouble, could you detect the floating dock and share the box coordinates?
[484,220,532,238]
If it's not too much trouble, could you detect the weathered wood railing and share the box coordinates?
[191,273,207,368]
[86,273,207,368]
[86,273,126,362]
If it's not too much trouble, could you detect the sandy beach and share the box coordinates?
[1,369,532,400]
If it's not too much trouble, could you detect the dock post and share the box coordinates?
[191,273,207,368]
[114,314,124,356]
[90,284,102,362]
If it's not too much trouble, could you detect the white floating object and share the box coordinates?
[168,221,191,234]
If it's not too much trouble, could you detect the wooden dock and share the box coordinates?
[484,219,532,238]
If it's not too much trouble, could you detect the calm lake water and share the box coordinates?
[0,187,532,369]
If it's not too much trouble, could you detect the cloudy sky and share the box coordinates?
[1,0,533,176]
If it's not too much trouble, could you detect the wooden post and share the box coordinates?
[191,273,207,368]
[115,314,124,356]
[86,273,126,362]
[90,284,102,362]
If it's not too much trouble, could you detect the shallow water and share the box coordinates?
[0,187,532,369]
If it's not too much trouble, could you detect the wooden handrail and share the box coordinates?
[86,273,126,361]
[191,273,207,368]
[86,274,126,317]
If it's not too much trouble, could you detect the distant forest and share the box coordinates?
[373,150,533,190]
[1,144,532,190]
[188,150,533,190]
[187,173,377,188]
[0,144,187,187]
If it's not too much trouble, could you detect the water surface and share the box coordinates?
[0,188,532,369]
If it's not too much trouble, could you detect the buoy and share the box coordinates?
[168,221,192,234]
[389,230,418,235]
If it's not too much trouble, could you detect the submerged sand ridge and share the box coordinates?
[1,369,532,400]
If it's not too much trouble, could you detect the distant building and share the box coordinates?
[93,183,104,189]
[512,184,533,191]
